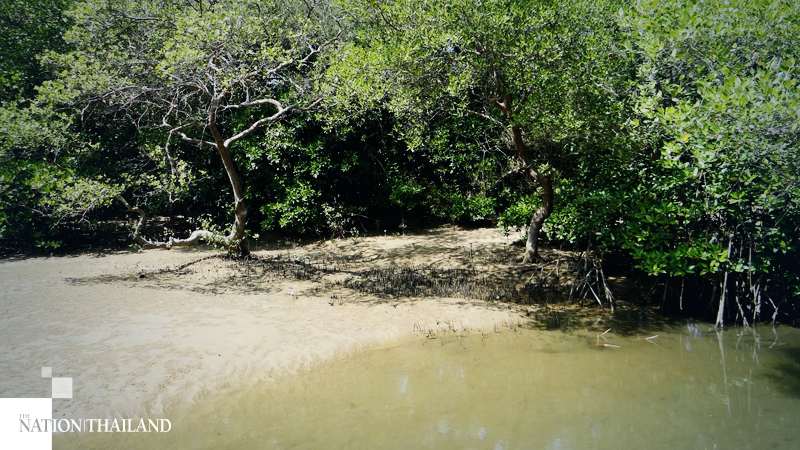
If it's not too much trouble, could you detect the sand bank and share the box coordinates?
[0,227,527,420]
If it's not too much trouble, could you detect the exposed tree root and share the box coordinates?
[117,195,249,256]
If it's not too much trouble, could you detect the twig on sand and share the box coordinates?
[599,328,611,341]
[596,328,620,348]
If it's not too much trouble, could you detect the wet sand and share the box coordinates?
[0,227,527,420]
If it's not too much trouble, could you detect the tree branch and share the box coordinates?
[224,98,322,147]
[117,195,234,249]
[465,108,509,134]
[224,98,283,110]
[169,126,216,148]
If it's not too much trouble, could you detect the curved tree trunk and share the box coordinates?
[211,134,248,255]
[522,174,553,263]
[118,90,323,256]
[508,123,553,263]
[490,92,555,264]
[118,139,250,256]
[118,194,248,255]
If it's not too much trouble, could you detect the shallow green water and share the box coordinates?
[56,324,800,450]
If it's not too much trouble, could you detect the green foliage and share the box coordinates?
[0,0,72,101]
[0,102,121,248]
[2,0,797,321]
[329,0,627,259]
[499,194,539,232]
[29,0,343,248]
[614,0,800,285]
[523,0,800,321]
[242,109,400,235]
[335,0,620,142]
[246,106,511,236]
[446,193,495,223]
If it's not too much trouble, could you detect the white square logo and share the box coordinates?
[51,378,72,399]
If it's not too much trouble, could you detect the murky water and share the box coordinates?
[56,324,800,450]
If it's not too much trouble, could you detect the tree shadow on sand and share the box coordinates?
[63,253,340,295]
[60,228,684,334]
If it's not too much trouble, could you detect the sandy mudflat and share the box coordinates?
[0,227,528,420]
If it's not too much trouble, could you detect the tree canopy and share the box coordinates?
[331,0,626,261]
[36,0,341,253]
[1,0,798,325]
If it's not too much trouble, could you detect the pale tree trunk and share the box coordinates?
[119,137,249,256]
[490,92,555,263]
[208,121,249,255]
[715,237,734,329]
[109,9,335,256]
[522,174,553,263]
[119,92,323,255]
[508,123,553,263]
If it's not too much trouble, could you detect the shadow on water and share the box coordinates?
[766,347,800,398]
[605,307,685,336]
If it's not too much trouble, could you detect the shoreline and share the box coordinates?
[0,228,528,420]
